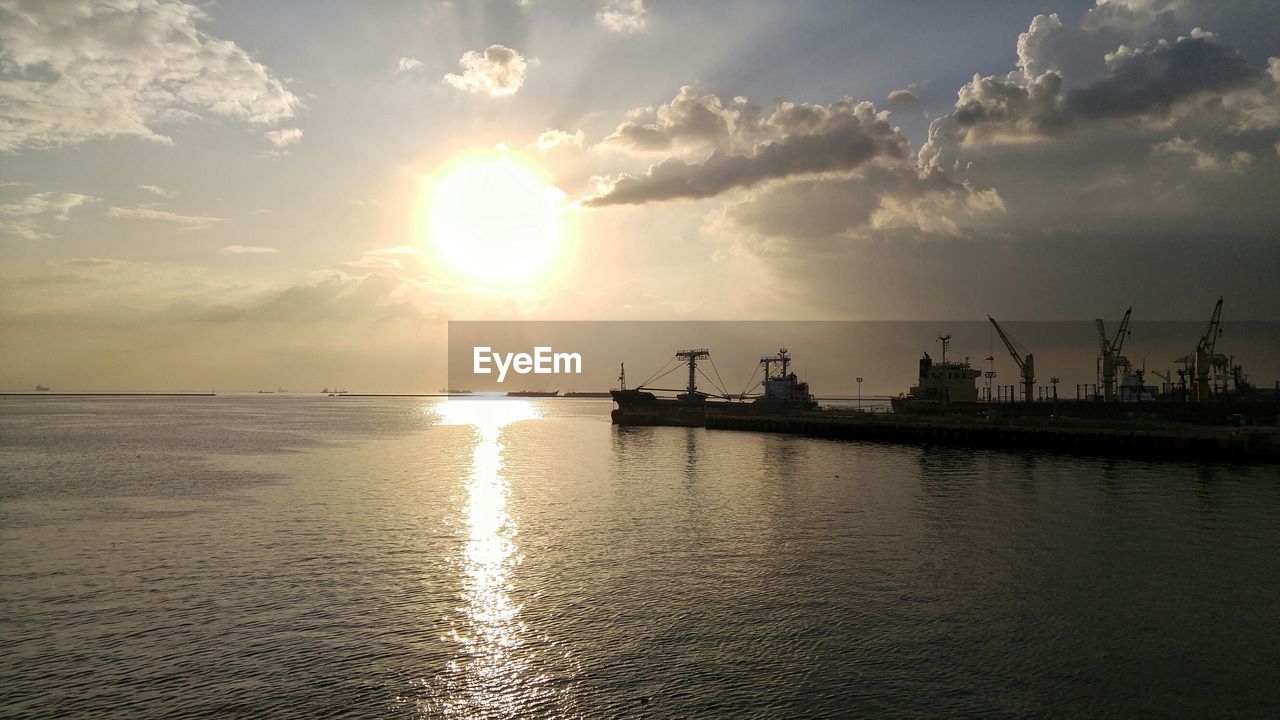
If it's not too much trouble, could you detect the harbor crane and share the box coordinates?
[988,315,1035,402]
[1096,306,1132,402]
[1194,297,1224,402]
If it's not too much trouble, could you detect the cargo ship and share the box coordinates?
[607,319,1278,460]
[611,348,816,426]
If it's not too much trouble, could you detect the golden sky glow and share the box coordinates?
[2,0,1279,392]
[427,154,565,287]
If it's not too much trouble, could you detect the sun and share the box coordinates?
[428,155,563,283]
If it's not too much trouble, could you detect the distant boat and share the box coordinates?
[34,384,50,392]
[506,390,559,397]
[257,390,273,394]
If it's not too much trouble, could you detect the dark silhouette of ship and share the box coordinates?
[611,348,816,426]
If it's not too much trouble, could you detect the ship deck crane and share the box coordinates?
[988,315,1035,402]
[1096,306,1132,402]
[1195,297,1223,402]
[675,348,711,399]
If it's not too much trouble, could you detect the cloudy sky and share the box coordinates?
[2,0,1278,391]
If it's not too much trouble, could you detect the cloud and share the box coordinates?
[597,0,647,34]
[219,271,429,324]
[886,89,920,107]
[0,192,97,238]
[728,167,1004,252]
[1067,31,1260,120]
[584,98,912,206]
[442,45,527,97]
[536,129,585,151]
[1151,136,1253,172]
[596,86,760,154]
[265,128,303,148]
[106,206,222,230]
[0,0,299,152]
[921,29,1273,170]
[218,245,279,256]
[139,184,173,197]
[397,56,423,73]
[575,3,1280,321]
[51,257,124,268]
[366,246,421,256]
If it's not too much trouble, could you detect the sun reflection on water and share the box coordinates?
[422,399,544,718]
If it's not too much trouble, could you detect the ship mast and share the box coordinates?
[760,347,791,380]
[675,349,710,395]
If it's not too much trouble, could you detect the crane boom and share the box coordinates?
[988,315,1035,402]
[1096,306,1132,402]
[1197,297,1223,356]
[1194,297,1224,402]
[1111,307,1132,356]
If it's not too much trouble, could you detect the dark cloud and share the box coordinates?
[923,31,1273,168]
[1065,32,1261,119]
[586,99,911,205]
[728,167,1002,251]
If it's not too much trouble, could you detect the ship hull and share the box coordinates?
[610,389,816,427]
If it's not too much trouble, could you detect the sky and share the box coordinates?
[1,0,1278,391]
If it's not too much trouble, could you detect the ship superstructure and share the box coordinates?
[893,334,980,409]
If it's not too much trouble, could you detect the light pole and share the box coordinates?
[856,377,863,410]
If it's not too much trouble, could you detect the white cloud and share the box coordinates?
[397,56,423,73]
[596,86,762,154]
[442,45,527,97]
[348,254,403,269]
[597,0,647,34]
[886,89,920,106]
[139,184,173,197]
[366,246,421,255]
[536,129,585,151]
[0,192,97,239]
[0,0,300,152]
[265,128,304,147]
[219,245,279,255]
[106,206,222,230]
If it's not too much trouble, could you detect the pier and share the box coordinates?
[616,405,1280,461]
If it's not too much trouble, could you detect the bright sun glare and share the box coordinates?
[429,157,563,283]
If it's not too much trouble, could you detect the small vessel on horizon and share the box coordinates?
[34,384,50,392]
